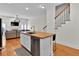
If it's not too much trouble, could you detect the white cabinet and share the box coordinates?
[31,36,53,56]
[20,33,31,51]
[40,36,53,56]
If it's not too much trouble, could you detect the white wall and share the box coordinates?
[46,3,79,49]
[56,4,79,49]
[46,4,55,56]
[1,16,28,31]
[28,13,47,32]
[46,4,55,33]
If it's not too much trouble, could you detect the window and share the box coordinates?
[21,24,27,30]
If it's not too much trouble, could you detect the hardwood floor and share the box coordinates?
[0,38,21,56]
[54,43,79,56]
[0,38,79,56]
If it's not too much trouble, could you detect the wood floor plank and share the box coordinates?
[1,38,79,56]
[1,38,21,56]
[54,43,79,56]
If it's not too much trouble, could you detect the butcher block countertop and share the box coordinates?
[21,31,53,39]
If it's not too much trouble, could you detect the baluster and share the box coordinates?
[56,16,59,28]
[55,18,58,29]
[63,10,65,23]
[67,7,70,21]
[59,14,62,27]
[62,11,65,24]
[59,13,62,26]
[64,8,67,21]
[66,7,70,21]
[60,12,63,25]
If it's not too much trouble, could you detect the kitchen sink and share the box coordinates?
[27,32,36,34]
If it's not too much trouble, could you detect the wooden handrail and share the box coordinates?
[55,6,70,19]
[42,25,47,29]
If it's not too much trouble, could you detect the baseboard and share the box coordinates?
[6,37,20,40]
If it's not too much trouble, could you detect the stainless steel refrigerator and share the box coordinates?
[0,18,2,48]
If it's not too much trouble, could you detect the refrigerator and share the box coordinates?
[0,18,2,48]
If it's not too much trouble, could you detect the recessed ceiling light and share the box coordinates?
[40,5,45,9]
[41,6,45,8]
[26,8,29,10]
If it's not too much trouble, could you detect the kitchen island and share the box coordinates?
[20,31,53,56]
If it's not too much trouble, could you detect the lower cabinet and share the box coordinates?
[31,36,52,56]
[40,37,52,56]
[20,33,31,51]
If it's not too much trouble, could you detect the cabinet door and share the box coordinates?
[40,37,52,56]
[20,33,25,44]
[20,33,31,51]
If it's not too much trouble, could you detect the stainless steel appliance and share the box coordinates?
[0,18,2,49]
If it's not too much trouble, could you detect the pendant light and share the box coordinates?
[14,15,20,22]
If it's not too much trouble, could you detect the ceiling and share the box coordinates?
[0,3,48,19]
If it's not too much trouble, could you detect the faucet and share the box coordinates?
[31,26,35,32]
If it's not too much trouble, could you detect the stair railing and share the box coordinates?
[55,5,70,29]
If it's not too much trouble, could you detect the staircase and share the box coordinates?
[55,3,70,29]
